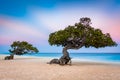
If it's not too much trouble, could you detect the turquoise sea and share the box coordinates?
[1,53,120,63]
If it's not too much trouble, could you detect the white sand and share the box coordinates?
[0,54,120,80]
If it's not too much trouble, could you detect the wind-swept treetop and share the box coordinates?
[9,41,39,55]
[48,17,117,65]
[48,17,117,49]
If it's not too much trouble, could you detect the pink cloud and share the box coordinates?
[31,8,120,43]
[0,15,47,45]
[99,17,120,42]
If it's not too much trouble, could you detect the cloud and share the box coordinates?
[100,17,120,42]
[31,7,106,31]
[0,15,47,45]
[31,7,120,43]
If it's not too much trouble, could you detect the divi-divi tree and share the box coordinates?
[48,17,117,65]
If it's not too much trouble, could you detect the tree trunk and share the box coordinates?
[10,53,14,59]
[4,53,14,60]
[59,47,71,65]
[49,47,71,65]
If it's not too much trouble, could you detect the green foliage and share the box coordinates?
[84,28,117,48]
[48,17,117,49]
[9,41,39,55]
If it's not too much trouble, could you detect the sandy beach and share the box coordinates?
[0,54,120,80]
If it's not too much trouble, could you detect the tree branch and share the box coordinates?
[66,35,86,50]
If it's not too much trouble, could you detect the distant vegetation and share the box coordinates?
[4,41,39,60]
[48,17,117,65]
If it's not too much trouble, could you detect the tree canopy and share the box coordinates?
[9,41,39,55]
[48,17,117,49]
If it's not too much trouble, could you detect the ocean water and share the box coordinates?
[1,53,120,63]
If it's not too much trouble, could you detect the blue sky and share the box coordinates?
[0,0,120,53]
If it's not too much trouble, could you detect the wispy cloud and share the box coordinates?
[31,7,120,42]
[31,7,108,31]
[0,15,47,45]
[100,17,120,42]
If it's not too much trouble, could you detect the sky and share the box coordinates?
[0,0,120,53]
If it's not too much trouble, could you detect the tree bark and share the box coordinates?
[10,53,14,59]
[4,53,14,60]
[59,47,71,65]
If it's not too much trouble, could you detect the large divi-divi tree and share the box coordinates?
[5,41,39,60]
[48,17,117,65]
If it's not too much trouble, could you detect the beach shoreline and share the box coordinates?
[0,54,120,65]
[0,54,120,80]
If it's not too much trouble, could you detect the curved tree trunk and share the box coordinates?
[4,53,14,60]
[49,47,71,65]
[10,53,14,59]
[49,35,86,65]
[59,47,71,65]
